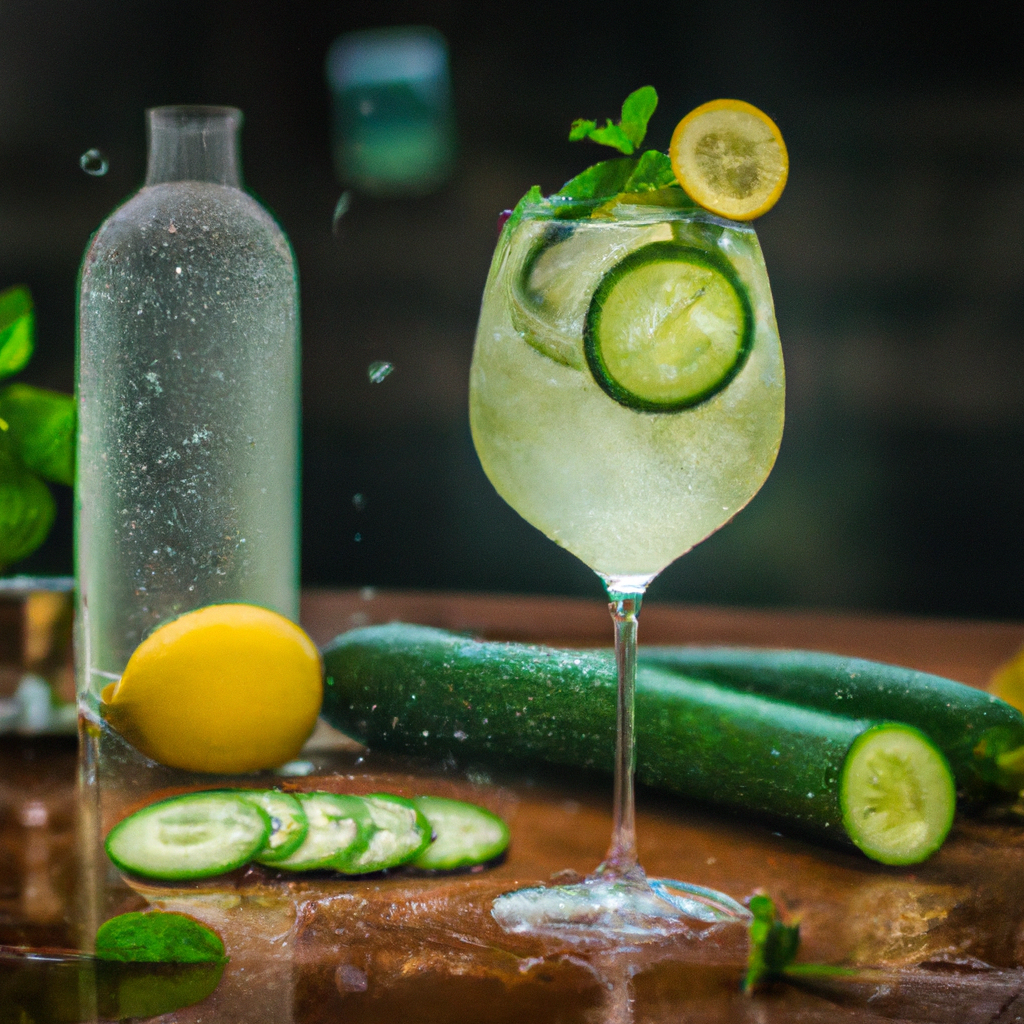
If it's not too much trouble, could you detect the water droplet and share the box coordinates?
[453,730,468,741]
[79,149,108,176]
[354,532,362,542]
[367,361,393,384]
[332,191,352,235]
[352,492,366,511]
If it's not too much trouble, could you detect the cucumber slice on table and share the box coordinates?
[345,794,431,873]
[840,723,956,866]
[270,792,372,873]
[584,241,753,411]
[243,790,308,863]
[105,791,270,881]
[411,796,511,870]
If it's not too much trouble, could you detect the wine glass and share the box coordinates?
[469,189,784,938]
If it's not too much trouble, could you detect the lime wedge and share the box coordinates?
[583,242,752,411]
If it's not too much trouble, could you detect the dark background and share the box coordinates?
[1,1,1022,618]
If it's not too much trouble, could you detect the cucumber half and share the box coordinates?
[346,794,431,873]
[270,792,372,873]
[584,241,753,412]
[243,790,309,863]
[105,791,270,881]
[840,723,956,866]
[411,796,511,870]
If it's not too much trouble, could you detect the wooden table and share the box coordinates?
[4,590,1024,1023]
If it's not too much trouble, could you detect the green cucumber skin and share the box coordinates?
[322,624,878,846]
[636,647,1024,800]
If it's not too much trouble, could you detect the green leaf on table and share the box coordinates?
[568,85,659,155]
[0,285,34,381]
[742,894,801,993]
[0,383,76,485]
[96,911,228,964]
[0,435,56,569]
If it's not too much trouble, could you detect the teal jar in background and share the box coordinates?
[326,26,456,197]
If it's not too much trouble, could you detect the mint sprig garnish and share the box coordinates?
[569,85,659,156]
[500,87,697,227]
[0,284,75,572]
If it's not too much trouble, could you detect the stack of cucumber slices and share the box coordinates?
[509,222,754,413]
[105,789,510,881]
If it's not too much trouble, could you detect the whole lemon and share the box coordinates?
[102,604,323,774]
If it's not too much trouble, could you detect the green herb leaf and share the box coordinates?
[0,434,56,571]
[96,911,228,965]
[619,85,659,148]
[502,184,544,235]
[568,86,659,156]
[555,157,638,201]
[0,285,34,381]
[742,894,801,993]
[0,383,76,486]
[622,150,678,192]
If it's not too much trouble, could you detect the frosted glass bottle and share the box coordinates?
[76,106,299,714]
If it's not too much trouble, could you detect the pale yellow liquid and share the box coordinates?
[469,202,785,578]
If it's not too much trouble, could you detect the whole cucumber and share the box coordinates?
[321,624,955,861]
[636,647,1024,800]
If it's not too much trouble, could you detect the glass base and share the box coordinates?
[491,872,751,942]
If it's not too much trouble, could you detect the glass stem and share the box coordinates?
[597,577,651,881]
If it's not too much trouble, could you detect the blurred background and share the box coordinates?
[1,0,1022,619]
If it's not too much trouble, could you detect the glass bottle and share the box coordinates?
[75,106,300,936]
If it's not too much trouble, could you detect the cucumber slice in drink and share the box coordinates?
[346,794,431,873]
[840,723,956,866]
[584,241,753,412]
[271,792,373,873]
[508,220,672,370]
[411,796,510,870]
[105,791,270,881]
[243,790,308,863]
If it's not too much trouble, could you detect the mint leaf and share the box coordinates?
[0,383,76,486]
[0,434,56,570]
[568,86,659,156]
[555,156,638,201]
[96,911,227,964]
[0,285,34,381]
[623,150,679,193]
[503,184,544,235]
[619,85,659,148]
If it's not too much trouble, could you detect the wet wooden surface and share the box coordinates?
[5,589,1024,1022]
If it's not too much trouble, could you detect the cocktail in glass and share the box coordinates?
[469,181,785,936]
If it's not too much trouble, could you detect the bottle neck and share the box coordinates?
[144,106,243,187]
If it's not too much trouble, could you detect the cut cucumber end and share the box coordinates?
[584,241,753,412]
[840,723,956,866]
[411,796,511,870]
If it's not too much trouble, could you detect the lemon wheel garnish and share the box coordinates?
[669,99,788,221]
[102,603,323,774]
[584,241,753,412]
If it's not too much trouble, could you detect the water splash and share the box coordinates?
[79,149,109,176]
[332,191,352,235]
[367,361,393,383]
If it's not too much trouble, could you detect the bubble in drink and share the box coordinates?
[367,360,393,383]
[79,148,109,176]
